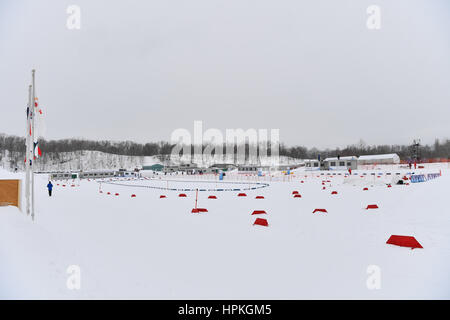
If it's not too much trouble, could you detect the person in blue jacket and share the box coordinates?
[47,181,53,197]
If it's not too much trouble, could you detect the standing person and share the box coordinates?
[47,181,53,197]
[348,168,352,175]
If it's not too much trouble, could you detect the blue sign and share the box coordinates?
[410,174,426,183]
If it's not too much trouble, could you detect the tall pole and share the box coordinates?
[195,188,198,209]
[25,85,32,216]
[31,69,36,221]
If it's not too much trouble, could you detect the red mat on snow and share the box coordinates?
[253,218,268,227]
[386,235,423,249]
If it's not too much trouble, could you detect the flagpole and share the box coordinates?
[25,84,32,216]
[31,69,36,221]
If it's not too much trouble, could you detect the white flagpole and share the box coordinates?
[25,84,32,216]
[31,69,36,221]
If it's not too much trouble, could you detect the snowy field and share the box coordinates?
[1,165,450,299]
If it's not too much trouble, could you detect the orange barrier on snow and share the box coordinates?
[293,194,302,198]
[208,195,217,199]
[251,210,267,215]
[237,193,247,197]
[363,187,369,191]
[107,192,111,195]
[160,195,166,198]
[253,218,268,227]
[331,191,338,195]
[386,235,423,249]
[292,191,299,195]
[313,208,327,213]
[300,181,304,183]
[255,196,265,199]
[322,186,326,190]
[366,204,379,209]
[387,184,392,188]
[115,193,119,196]
[131,194,136,198]
[179,193,187,197]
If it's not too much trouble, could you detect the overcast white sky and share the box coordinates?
[0,0,449,148]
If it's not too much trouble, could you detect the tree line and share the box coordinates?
[0,133,449,162]
[280,138,450,161]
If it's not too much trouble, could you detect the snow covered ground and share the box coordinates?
[1,164,450,299]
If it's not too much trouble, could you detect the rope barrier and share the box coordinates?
[99,178,269,192]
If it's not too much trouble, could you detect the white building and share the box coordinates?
[324,156,358,170]
[304,159,320,170]
[304,157,358,171]
[357,153,400,165]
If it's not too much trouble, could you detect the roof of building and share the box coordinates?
[324,156,358,161]
[358,153,399,160]
[209,163,236,168]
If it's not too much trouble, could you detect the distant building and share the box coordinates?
[323,156,358,170]
[163,163,199,174]
[304,159,320,170]
[142,164,164,171]
[115,170,137,178]
[238,165,258,173]
[50,170,116,180]
[357,154,400,165]
[304,157,357,171]
[50,172,80,180]
[237,165,272,173]
[209,164,237,172]
[304,154,399,170]
[50,169,140,180]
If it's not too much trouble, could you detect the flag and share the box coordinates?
[33,142,42,158]
[33,97,46,139]
[31,97,45,159]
